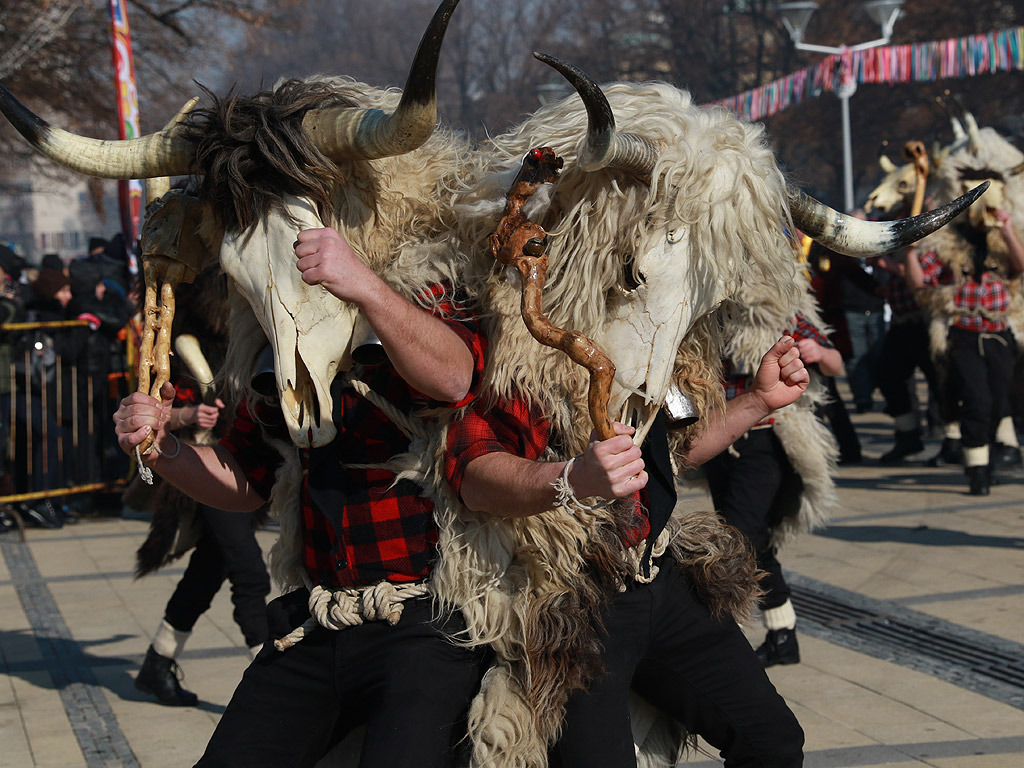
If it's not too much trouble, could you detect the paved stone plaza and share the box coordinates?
[2,405,1023,767]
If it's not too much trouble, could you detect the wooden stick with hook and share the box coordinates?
[489,147,617,440]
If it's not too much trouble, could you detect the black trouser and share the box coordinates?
[948,328,1015,449]
[878,317,940,420]
[703,429,793,610]
[164,506,271,648]
[196,590,488,768]
[816,377,860,460]
[554,563,803,768]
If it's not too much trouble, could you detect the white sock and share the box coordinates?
[151,619,190,660]
[945,422,962,440]
[762,599,797,631]
[963,445,989,468]
[996,416,1019,448]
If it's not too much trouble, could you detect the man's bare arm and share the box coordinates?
[682,336,809,467]
[295,227,473,402]
[114,382,265,512]
[460,423,647,517]
[904,246,926,290]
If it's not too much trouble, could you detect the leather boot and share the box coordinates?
[928,437,963,467]
[966,465,990,496]
[755,628,800,667]
[879,430,924,464]
[20,500,63,529]
[135,646,198,706]
[992,444,1023,469]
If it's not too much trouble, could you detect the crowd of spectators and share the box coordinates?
[0,237,135,531]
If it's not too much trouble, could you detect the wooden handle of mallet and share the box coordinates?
[903,140,930,217]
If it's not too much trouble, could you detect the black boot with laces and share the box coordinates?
[755,628,801,667]
[135,646,198,706]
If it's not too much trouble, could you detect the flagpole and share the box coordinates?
[107,0,144,275]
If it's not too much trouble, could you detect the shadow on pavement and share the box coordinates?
[819,524,1024,549]
[0,628,227,714]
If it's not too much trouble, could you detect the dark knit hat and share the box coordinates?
[33,268,71,300]
[88,237,109,254]
[41,253,64,271]
[0,244,26,279]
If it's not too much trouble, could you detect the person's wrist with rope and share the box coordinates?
[568,422,648,501]
[457,423,647,518]
[113,381,177,467]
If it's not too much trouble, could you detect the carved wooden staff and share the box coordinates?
[903,140,930,217]
[135,100,202,456]
[489,147,617,440]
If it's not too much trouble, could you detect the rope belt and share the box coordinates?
[275,576,430,651]
[625,526,671,585]
[976,331,1010,357]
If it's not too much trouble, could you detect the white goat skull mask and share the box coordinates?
[596,227,724,446]
[220,196,358,447]
[964,177,1006,229]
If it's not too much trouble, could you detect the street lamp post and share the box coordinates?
[775,1,904,212]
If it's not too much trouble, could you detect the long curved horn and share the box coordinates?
[301,0,461,161]
[0,83,195,179]
[788,182,988,257]
[147,97,200,205]
[963,110,982,155]
[532,52,659,173]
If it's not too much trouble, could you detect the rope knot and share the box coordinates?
[273,580,431,652]
[362,582,405,626]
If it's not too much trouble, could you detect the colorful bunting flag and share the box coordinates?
[713,27,1024,121]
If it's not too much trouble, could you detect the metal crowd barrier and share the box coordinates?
[0,319,132,512]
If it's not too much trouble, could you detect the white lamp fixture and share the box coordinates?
[863,0,904,40]
[775,2,819,46]
[774,0,905,212]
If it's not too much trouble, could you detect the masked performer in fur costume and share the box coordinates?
[104,3,494,764]
[702,297,841,668]
[445,335,813,767]
[908,202,1024,495]
[129,266,271,707]
[428,52,972,768]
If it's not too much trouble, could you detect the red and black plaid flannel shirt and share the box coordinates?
[444,395,651,546]
[722,314,833,426]
[173,378,201,408]
[919,249,1010,332]
[887,276,919,318]
[221,285,486,589]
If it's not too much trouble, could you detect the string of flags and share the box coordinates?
[713,27,1024,121]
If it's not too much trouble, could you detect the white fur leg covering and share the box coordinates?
[152,619,190,659]
[996,416,1020,448]
[894,412,919,433]
[467,665,546,768]
[963,445,989,468]
[945,422,962,440]
[762,599,797,631]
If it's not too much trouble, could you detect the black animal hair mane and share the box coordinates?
[186,79,356,235]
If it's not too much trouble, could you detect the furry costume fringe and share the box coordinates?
[134,483,203,578]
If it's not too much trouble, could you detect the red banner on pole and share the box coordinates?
[108,0,143,271]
